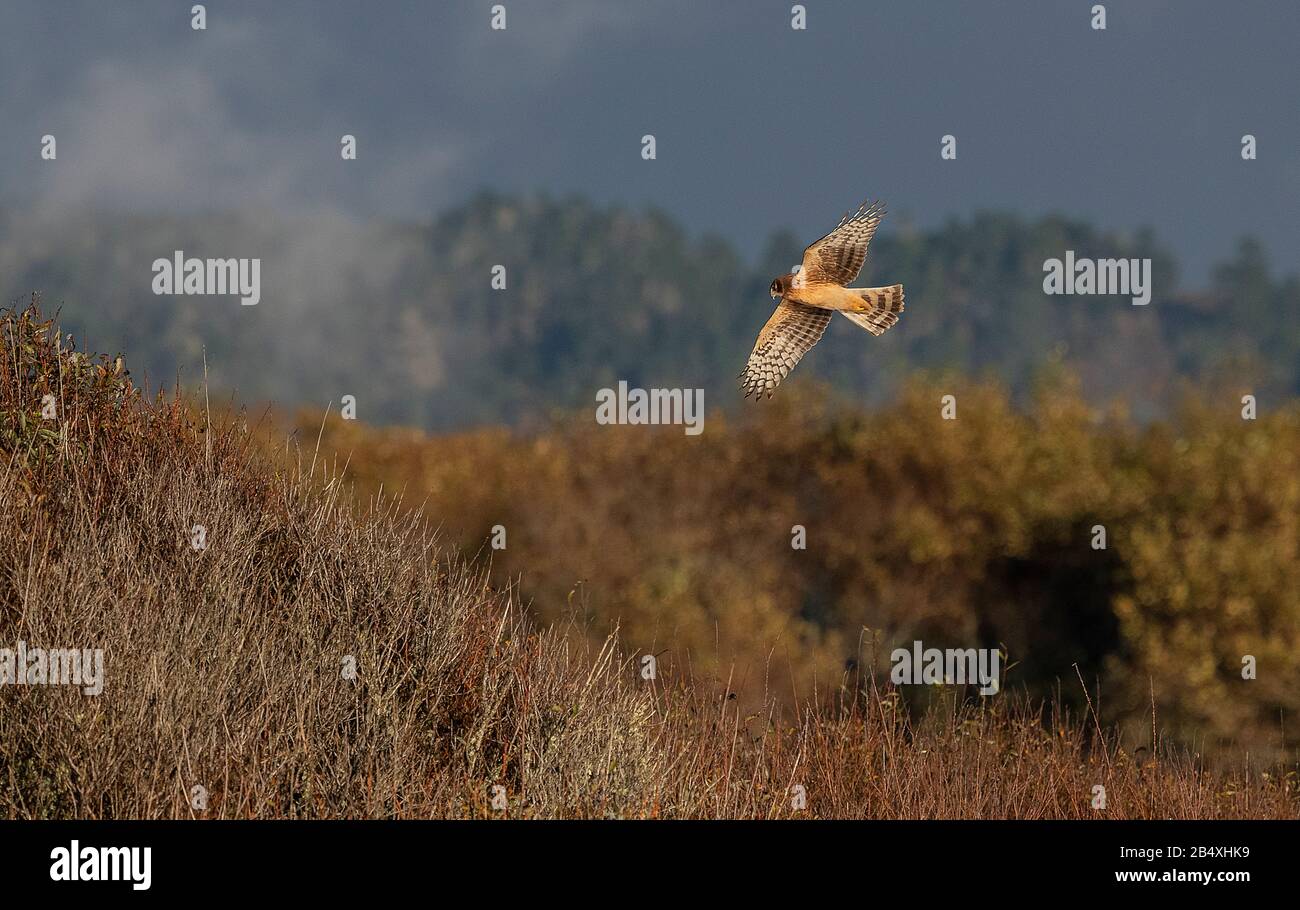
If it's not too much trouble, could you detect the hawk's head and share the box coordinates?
[769,274,792,299]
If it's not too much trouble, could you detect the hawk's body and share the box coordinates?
[740,199,904,399]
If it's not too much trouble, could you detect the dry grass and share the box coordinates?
[1,300,1295,819]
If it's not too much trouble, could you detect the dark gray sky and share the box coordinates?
[2,0,1296,285]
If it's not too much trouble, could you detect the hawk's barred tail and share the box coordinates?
[840,285,904,337]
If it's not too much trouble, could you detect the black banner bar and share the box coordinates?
[2,819,1289,896]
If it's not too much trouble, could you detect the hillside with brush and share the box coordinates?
[297,372,1300,764]
[1,303,1296,819]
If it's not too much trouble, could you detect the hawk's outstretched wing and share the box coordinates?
[799,199,886,287]
[739,300,832,399]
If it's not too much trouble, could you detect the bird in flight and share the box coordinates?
[740,199,904,399]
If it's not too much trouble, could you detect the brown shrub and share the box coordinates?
[298,370,1300,763]
[1,299,1295,818]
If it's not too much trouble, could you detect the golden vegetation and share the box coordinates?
[2,302,1296,818]
[299,373,1300,765]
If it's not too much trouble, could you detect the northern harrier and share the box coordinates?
[740,199,904,399]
